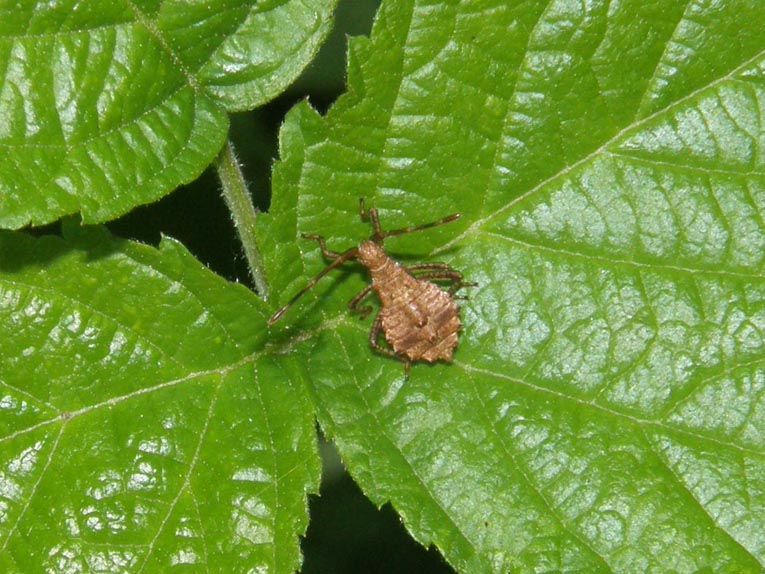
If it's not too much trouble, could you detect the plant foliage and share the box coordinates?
[3,1,765,573]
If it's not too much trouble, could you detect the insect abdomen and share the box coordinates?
[378,275,461,362]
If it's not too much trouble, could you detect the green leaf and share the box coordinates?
[0,223,320,573]
[0,0,336,229]
[6,0,765,572]
[261,1,765,573]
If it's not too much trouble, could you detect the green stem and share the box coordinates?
[215,139,269,298]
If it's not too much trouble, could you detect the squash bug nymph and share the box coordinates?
[268,199,473,378]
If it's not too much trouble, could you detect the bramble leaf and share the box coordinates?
[262,1,765,572]
[0,0,336,228]
[0,224,319,573]
[5,1,765,573]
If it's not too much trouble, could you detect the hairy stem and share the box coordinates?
[215,139,269,298]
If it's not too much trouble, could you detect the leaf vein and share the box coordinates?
[438,47,765,255]
[479,231,765,280]
[136,373,223,573]
[464,373,613,571]
[330,329,483,566]
[0,421,66,553]
[457,361,765,458]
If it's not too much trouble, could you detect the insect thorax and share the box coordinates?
[358,240,390,271]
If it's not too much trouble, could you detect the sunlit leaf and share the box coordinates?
[6,1,765,572]
[0,223,320,573]
[0,0,336,228]
[261,1,765,572]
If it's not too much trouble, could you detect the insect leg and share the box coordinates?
[301,233,342,259]
[369,312,411,379]
[405,262,456,272]
[348,284,375,319]
[268,246,359,325]
[406,264,474,295]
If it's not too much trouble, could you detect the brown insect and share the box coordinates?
[268,199,472,377]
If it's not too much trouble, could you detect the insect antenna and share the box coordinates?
[267,247,360,325]
[377,212,461,240]
[358,197,461,241]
